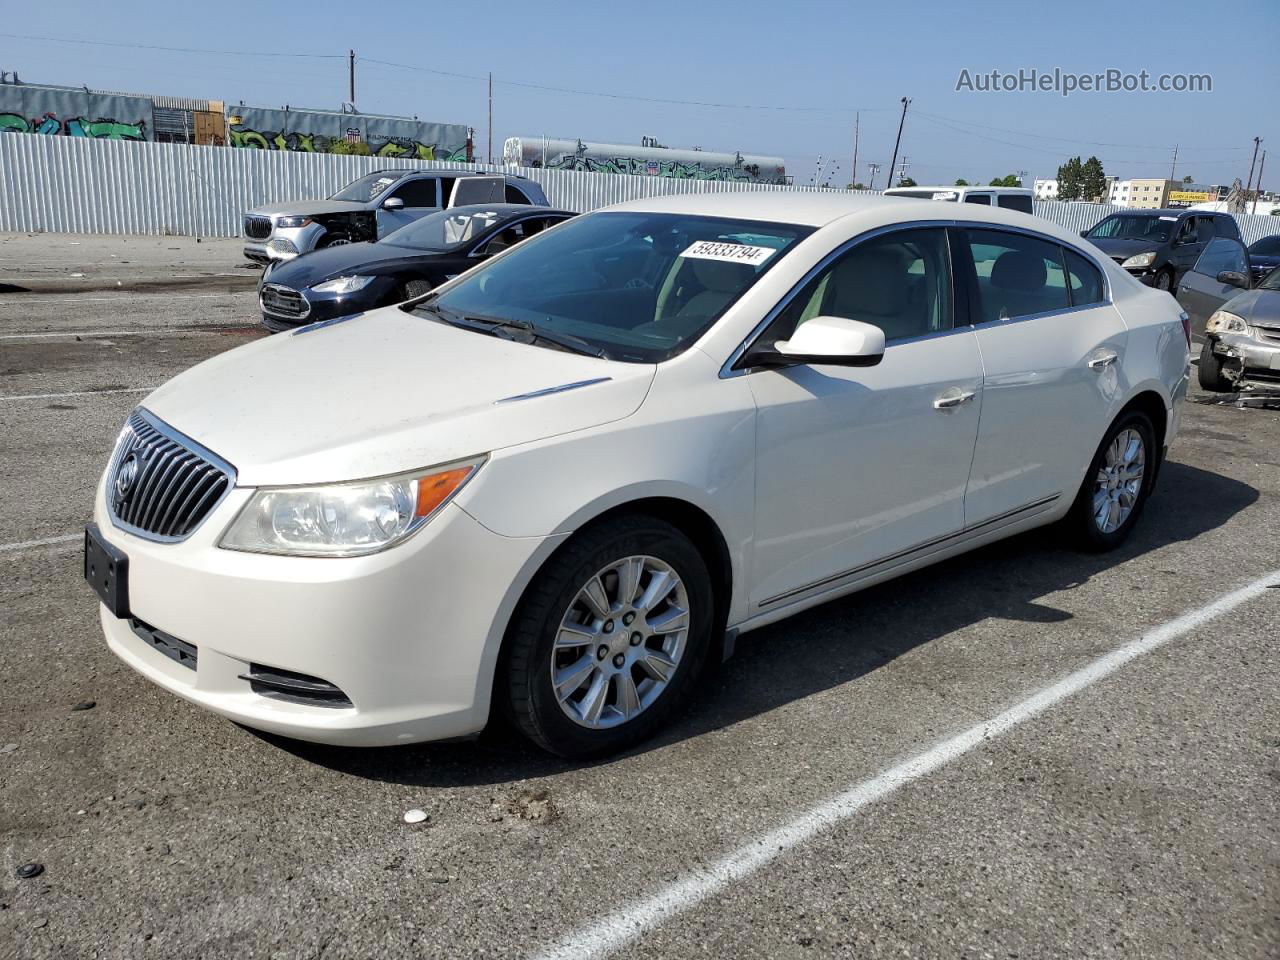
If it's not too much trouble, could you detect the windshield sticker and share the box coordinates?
[680,240,776,267]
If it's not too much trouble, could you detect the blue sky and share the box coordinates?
[4,0,1277,188]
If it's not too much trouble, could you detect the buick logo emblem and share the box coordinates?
[115,453,140,500]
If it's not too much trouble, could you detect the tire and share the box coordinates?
[399,279,433,301]
[1197,340,1232,392]
[502,515,715,759]
[1064,410,1156,551]
[318,233,351,249]
[1152,268,1174,293]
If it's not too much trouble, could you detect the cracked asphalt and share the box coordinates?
[1,235,1277,959]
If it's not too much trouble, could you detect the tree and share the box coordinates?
[1080,156,1107,202]
[1057,156,1084,201]
[989,174,1021,187]
[847,182,867,190]
[1182,174,1195,183]
[897,176,918,187]
[955,178,970,186]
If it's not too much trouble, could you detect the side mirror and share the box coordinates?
[1079,229,1089,238]
[1217,270,1249,289]
[741,316,886,369]
[382,197,405,211]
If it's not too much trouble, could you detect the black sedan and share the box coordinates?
[257,203,575,331]
[1248,235,1280,284]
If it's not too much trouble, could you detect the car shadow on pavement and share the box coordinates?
[260,460,1257,787]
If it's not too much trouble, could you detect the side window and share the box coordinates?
[1196,217,1215,243]
[964,193,992,206]
[964,229,1070,322]
[1192,237,1248,278]
[389,178,439,208]
[997,194,1033,214]
[477,221,528,256]
[1175,217,1197,245]
[1063,248,1106,306]
[1215,216,1241,240]
[769,228,953,344]
[504,183,532,204]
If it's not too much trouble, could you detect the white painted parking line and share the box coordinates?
[531,568,1280,960]
[2,387,154,402]
[0,533,80,554]
[0,327,256,340]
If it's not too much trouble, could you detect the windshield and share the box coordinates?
[1249,236,1280,256]
[1260,266,1280,290]
[416,211,813,363]
[330,172,401,203]
[382,208,509,252]
[1086,214,1174,243]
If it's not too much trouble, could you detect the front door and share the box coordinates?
[376,177,440,237]
[956,227,1128,525]
[745,227,983,609]
[1175,237,1252,336]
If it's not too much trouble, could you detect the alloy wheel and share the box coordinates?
[550,555,690,729]
[1092,427,1145,534]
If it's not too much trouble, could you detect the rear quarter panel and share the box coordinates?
[1111,273,1189,449]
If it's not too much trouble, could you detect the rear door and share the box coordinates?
[958,227,1127,525]
[1175,237,1252,336]
[1169,216,1204,282]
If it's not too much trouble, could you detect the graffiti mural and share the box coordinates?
[504,137,787,184]
[227,105,468,160]
[0,85,152,140]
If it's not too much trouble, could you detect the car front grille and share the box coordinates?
[107,409,236,542]
[260,283,310,319]
[244,215,272,240]
[1258,327,1280,344]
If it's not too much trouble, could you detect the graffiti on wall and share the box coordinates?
[227,106,468,161]
[0,86,153,140]
[534,153,768,181]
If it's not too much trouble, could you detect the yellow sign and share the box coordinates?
[1169,190,1214,204]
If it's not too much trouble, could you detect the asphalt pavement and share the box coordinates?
[1,242,1276,960]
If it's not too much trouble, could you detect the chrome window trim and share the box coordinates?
[720,218,1115,378]
[106,408,238,544]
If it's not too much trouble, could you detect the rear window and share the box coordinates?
[964,228,1069,322]
[997,194,1033,214]
[964,194,992,206]
[505,183,531,204]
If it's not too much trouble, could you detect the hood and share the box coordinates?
[143,307,655,486]
[1086,237,1163,259]
[264,241,437,288]
[1224,288,1280,330]
[248,200,371,217]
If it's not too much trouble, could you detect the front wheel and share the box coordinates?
[1197,340,1232,392]
[1064,410,1156,551]
[1152,268,1174,293]
[502,515,714,759]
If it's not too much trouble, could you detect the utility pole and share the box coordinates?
[1254,150,1266,215]
[851,112,860,190]
[348,50,356,108]
[1245,136,1262,196]
[1169,144,1177,182]
[487,72,493,165]
[867,162,881,191]
[887,97,910,188]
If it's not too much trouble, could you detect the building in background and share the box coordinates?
[1033,178,1058,200]
[503,136,787,183]
[1108,178,1175,209]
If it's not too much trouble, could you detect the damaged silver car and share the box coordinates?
[1176,236,1280,392]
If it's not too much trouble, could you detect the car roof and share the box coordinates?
[886,185,1032,195]
[1109,207,1221,218]
[380,168,534,182]
[444,203,573,218]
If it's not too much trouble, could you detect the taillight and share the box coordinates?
[1178,310,1191,346]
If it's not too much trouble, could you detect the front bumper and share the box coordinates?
[92,476,561,746]
[1208,331,1280,383]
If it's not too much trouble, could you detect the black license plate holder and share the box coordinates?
[84,523,130,619]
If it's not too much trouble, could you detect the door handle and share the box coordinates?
[1087,351,1119,370]
[933,387,976,410]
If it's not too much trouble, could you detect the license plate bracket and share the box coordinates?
[84,523,130,619]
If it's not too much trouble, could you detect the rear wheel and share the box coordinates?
[1064,410,1156,551]
[1197,340,1232,392]
[503,515,714,759]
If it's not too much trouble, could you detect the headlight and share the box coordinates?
[312,275,375,294]
[1121,252,1157,269]
[1205,310,1251,336]
[275,216,312,229]
[219,458,484,557]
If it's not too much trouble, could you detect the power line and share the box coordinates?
[0,31,345,59]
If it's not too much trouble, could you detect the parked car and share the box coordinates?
[257,204,575,332]
[883,185,1034,214]
[1080,208,1241,293]
[241,169,550,265]
[1246,234,1280,284]
[1175,236,1280,391]
[85,193,1187,759]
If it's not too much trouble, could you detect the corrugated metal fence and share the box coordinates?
[2,134,1276,244]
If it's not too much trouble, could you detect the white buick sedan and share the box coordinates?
[86,193,1188,758]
